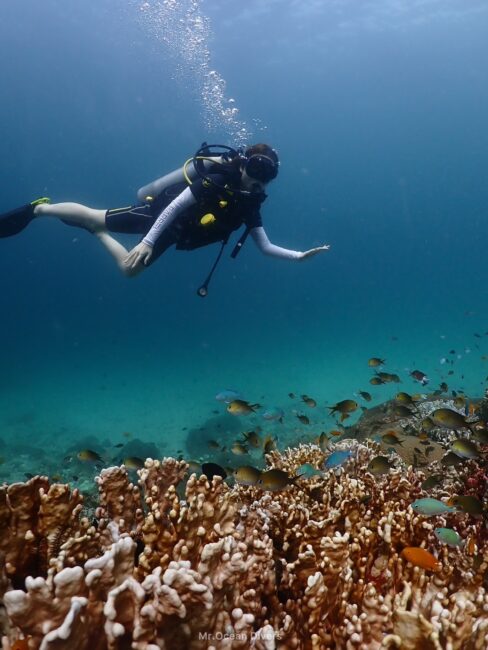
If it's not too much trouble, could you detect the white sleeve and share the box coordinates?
[250,226,302,261]
[142,187,196,247]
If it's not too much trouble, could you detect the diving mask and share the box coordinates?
[244,154,279,183]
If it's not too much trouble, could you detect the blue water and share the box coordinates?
[1,0,488,481]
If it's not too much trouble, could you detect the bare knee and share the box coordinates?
[119,262,146,278]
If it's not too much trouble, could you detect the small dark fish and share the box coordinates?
[421,417,434,432]
[123,456,145,470]
[382,432,404,446]
[327,400,358,421]
[448,495,485,516]
[227,400,261,416]
[421,474,443,490]
[451,439,480,459]
[441,451,465,467]
[358,391,372,402]
[367,455,393,476]
[318,432,329,451]
[392,405,415,418]
[297,414,310,425]
[257,469,301,491]
[369,376,385,386]
[368,357,385,367]
[201,462,227,480]
[410,370,429,385]
[395,392,415,405]
[301,395,317,408]
[77,449,103,463]
[233,465,261,486]
[431,408,471,430]
[448,370,454,375]
[288,392,296,399]
[114,443,124,448]
[242,430,261,448]
[439,382,448,392]
[453,396,466,410]
[377,372,400,383]
[231,442,249,456]
[263,435,277,454]
[207,440,221,450]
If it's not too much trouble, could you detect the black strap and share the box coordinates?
[196,239,228,298]
[230,226,251,258]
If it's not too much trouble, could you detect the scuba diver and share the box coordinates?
[0,143,330,296]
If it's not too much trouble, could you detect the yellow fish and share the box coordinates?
[368,357,385,367]
[123,456,145,470]
[257,469,301,491]
[77,449,103,463]
[227,400,261,416]
[231,442,249,455]
[233,466,261,486]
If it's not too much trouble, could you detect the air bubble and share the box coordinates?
[131,0,268,145]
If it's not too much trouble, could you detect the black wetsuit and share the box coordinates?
[105,173,265,265]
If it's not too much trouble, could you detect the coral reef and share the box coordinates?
[0,445,487,649]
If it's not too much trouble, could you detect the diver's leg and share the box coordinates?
[95,232,145,277]
[36,202,144,277]
[34,202,106,232]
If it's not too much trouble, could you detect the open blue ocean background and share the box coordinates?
[1,0,487,479]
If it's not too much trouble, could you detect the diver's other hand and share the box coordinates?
[125,242,153,269]
[298,244,330,261]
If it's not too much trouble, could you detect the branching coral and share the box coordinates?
[1,445,487,649]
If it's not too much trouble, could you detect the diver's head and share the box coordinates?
[240,144,279,190]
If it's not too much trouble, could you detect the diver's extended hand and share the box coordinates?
[125,241,153,269]
[298,244,330,261]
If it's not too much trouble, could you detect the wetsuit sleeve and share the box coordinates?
[142,187,196,247]
[250,226,302,260]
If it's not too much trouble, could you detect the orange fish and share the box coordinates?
[401,547,440,571]
[466,536,476,556]
[468,403,478,417]
[11,640,30,650]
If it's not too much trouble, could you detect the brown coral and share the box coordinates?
[0,446,487,650]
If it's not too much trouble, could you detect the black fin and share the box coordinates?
[0,203,35,237]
